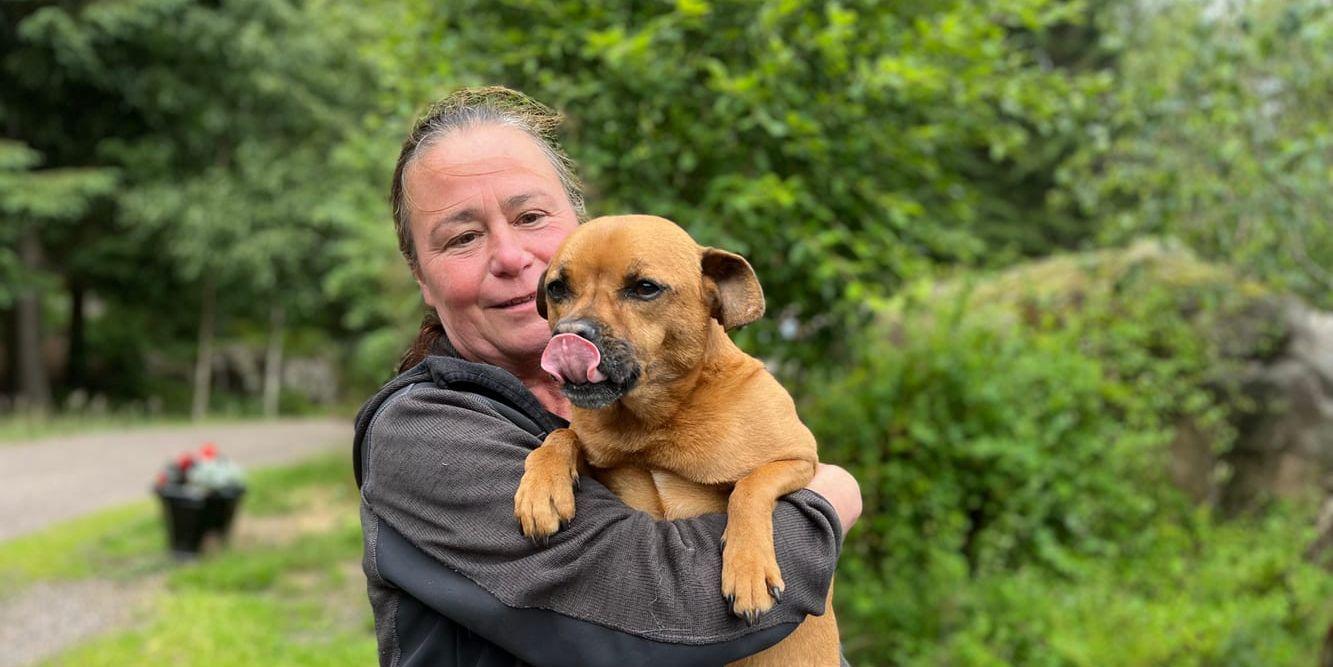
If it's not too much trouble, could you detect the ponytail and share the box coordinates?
[397,309,457,373]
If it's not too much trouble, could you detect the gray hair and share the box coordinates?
[389,86,587,272]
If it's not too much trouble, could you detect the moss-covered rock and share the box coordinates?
[882,238,1332,512]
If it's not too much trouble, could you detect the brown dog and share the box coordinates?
[513,215,839,665]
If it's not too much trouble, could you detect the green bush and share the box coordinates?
[803,248,1330,664]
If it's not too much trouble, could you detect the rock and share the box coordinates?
[1223,303,1333,512]
[1306,491,1333,565]
[892,239,1333,513]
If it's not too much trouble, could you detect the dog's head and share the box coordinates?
[536,215,764,409]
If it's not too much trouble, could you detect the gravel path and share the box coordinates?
[0,418,351,542]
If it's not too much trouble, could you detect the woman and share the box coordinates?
[355,87,862,667]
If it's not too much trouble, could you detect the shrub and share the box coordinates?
[802,245,1329,664]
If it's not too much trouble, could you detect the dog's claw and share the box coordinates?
[769,586,783,602]
[743,610,758,626]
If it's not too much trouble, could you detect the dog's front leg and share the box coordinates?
[720,458,816,624]
[514,428,586,542]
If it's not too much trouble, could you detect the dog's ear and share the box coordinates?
[701,247,765,330]
[535,271,549,320]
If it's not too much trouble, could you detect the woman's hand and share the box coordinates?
[805,463,863,532]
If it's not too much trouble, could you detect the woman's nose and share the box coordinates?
[488,226,533,277]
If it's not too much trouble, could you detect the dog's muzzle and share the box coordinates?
[543,319,640,409]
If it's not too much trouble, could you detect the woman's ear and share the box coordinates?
[701,247,765,330]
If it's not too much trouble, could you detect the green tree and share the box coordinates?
[315,0,471,390]
[1061,0,1333,308]
[0,139,115,413]
[8,0,379,416]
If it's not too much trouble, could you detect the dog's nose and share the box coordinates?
[553,318,599,342]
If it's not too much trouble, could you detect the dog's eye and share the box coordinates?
[546,279,569,301]
[630,280,663,300]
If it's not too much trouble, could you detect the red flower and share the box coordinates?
[176,452,195,471]
[200,442,218,460]
[155,471,168,488]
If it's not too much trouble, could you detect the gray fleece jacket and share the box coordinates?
[355,355,842,667]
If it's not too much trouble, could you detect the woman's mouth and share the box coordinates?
[494,293,536,309]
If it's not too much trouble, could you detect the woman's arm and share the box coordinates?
[360,381,842,666]
[807,463,863,532]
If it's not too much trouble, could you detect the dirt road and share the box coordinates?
[0,418,352,542]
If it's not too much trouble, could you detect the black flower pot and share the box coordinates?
[155,485,209,560]
[203,486,246,542]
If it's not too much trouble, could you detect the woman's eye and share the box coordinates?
[446,231,480,249]
[546,280,569,300]
[631,281,662,299]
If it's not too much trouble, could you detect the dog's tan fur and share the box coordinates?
[514,215,839,665]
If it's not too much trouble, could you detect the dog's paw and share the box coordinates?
[513,448,580,542]
[720,535,785,625]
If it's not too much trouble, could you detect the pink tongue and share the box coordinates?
[541,333,606,385]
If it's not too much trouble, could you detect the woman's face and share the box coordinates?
[404,124,579,372]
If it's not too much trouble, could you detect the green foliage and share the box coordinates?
[4,0,1327,394]
[3,0,395,410]
[390,0,1110,362]
[1062,0,1333,309]
[805,248,1329,664]
[0,139,117,306]
[17,0,376,295]
[0,140,116,221]
[908,511,1332,666]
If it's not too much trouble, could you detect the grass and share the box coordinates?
[0,451,376,666]
[0,407,353,445]
[0,502,164,589]
[0,413,240,445]
[41,519,375,667]
[45,589,375,666]
[46,590,374,667]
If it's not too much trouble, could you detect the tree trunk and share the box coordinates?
[262,301,285,418]
[191,277,216,421]
[16,226,51,415]
[2,304,16,397]
[67,282,86,391]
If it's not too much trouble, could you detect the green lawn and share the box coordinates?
[0,452,376,665]
[0,414,236,445]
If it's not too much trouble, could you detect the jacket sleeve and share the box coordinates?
[360,382,842,667]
